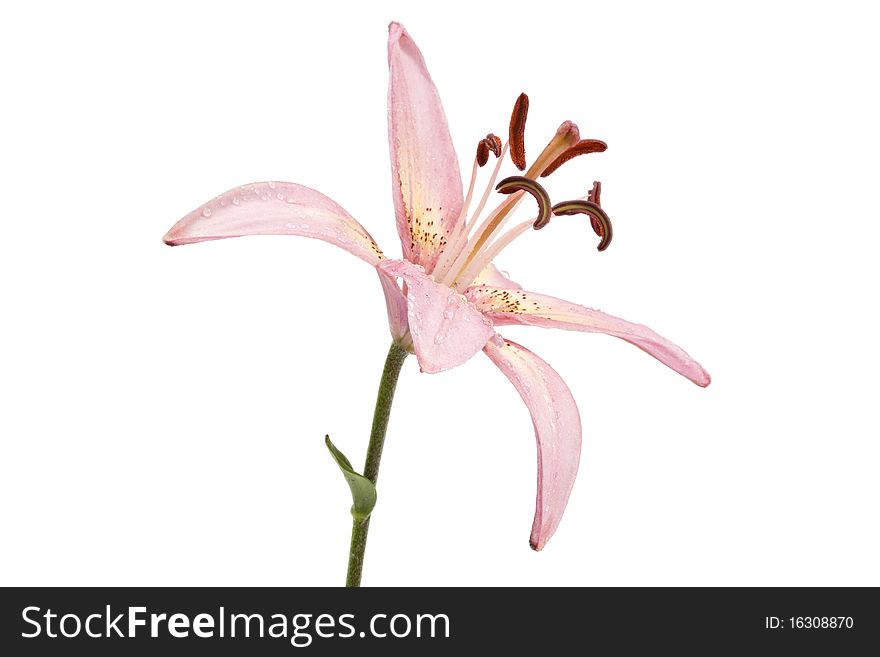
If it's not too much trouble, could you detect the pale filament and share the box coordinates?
[433,160,478,277]
[439,190,522,287]
[465,141,510,238]
[452,219,533,291]
[449,159,480,243]
[434,140,510,280]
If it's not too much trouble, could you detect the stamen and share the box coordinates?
[496,176,552,229]
[453,159,480,236]
[587,180,602,206]
[551,200,613,251]
[486,133,502,157]
[434,141,510,282]
[540,139,608,177]
[509,93,529,171]
[453,219,533,290]
[440,177,522,286]
[585,181,603,236]
[476,140,490,167]
[469,140,510,230]
[476,133,503,167]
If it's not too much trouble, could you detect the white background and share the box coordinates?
[2,1,878,586]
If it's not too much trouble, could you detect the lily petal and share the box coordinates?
[467,286,711,387]
[483,336,581,551]
[388,22,463,272]
[163,182,384,266]
[378,259,493,373]
[377,269,410,344]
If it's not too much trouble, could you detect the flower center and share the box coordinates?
[432,93,614,291]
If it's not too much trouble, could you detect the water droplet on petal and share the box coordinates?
[300,223,310,229]
[267,181,277,189]
[232,195,241,206]
[201,206,213,218]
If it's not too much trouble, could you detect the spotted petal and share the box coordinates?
[483,336,581,550]
[467,286,711,387]
[388,22,463,272]
[163,181,384,265]
[378,259,493,373]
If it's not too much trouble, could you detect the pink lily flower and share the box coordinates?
[163,22,710,551]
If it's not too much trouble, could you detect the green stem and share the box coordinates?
[345,342,408,587]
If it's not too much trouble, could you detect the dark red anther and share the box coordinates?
[540,139,608,177]
[587,181,602,234]
[588,180,602,206]
[551,199,613,251]
[476,140,490,166]
[476,133,503,167]
[486,133,502,157]
[509,93,529,171]
[496,175,552,229]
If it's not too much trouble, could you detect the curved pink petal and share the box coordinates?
[483,336,582,551]
[388,22,463,272]
[467,286,711,387]
[378,259,493,373]
[377,268,410,344]
[163,182,384,266]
